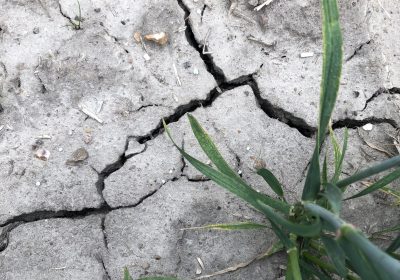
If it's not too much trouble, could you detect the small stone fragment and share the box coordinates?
[193,67,199,75]
[133,32,142,43]
[362,123,373,131]
[143,53,151,61]
[33,27,39,34]
[34,148,50,161]
[35,181,41,186]
[144,32,168,45]
[66,148,89,165]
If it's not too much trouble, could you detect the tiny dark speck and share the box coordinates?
[121,20,126,25]
[94,8,101,13]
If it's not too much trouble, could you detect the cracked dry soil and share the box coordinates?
[0,0,399,279]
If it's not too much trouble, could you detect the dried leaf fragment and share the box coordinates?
[144,32,168,45]
[133,32,142,43]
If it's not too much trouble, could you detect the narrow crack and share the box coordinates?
[177,0,226,84]
[100,216,111,280]
[362,87,400,111]
[332,117,397,129]
[0,222,22,252]
[102,27,130,54]
[345,40,371,62]
[247,76,316,138]
[58,2,79,29]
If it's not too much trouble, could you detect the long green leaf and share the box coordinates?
[321,236,346,277]
[387,233,400,253]
[257,168,284,197]
[337,155,400,189]
[163,120,290,213]
[345,168,400,200]
[302,0,343,201]
[188,114,241,180]
[341,224,400,279]
[257,200,321,237]
[183,221,269,231]
[337,237,381,280]
[318,0,343,143]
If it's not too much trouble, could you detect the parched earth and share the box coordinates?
[0,0,399,279]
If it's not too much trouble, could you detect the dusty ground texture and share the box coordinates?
[0,0,399,279]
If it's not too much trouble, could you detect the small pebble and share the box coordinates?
[58,147,63,152]
[362,123,373,131]
[238,170,242,175]
[35,181,41,186]
[143,53,151,61]
[246,146,251,151]
[193,67,199,75]
[161,179,166,184]
[33,27,40,34]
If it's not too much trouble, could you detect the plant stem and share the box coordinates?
[287,234,302,280]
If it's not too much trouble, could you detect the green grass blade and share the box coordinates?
[318,0,343,143]
[345,168,400,200]
[163,120,290,213]
[337,237,381,280]
[337,155,400,189]
[341,224,400,279]
[303,0,343,201]
[321,236,346,277]
[183,221,269,231]
[321,183,342,214]
[302,147,321,201]
[124,268,133,280]
[257,200,321,237]
[387,233,400,253]
[256,168,284,197]
[187,114,241,180]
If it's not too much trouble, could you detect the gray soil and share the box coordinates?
[0,0,399,279]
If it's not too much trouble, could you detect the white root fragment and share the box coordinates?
[254,0,275,11]
[78,104,104,124]
[300,52,314,58]
[173,63,182,86]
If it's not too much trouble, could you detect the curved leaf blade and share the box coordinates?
[256,168,284,197]
[163,120,290,213]
[345,167,400,200]
[188,114,241,180]
[387,233,400,253]
[337,155,400,189]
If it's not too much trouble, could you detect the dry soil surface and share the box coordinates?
[0,0,399,279]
